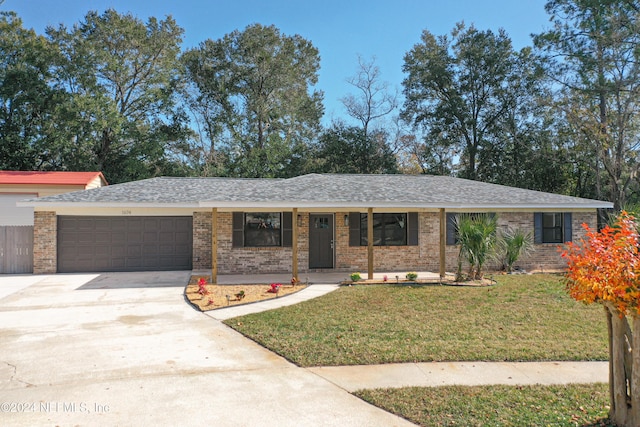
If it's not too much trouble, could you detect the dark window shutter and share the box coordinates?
[232,212,244,248]
[534,213,542,244]
[446,213,457,245]
[282,212,292,247]
[407,212,418,246]
[349,212,361,246]
[563,212,572,242]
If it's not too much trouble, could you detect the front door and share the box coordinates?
[309,214,334,269]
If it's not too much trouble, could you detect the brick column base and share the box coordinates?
[33,211,57,274]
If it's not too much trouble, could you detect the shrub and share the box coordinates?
[454,214,498,280]
[498,227,534,273]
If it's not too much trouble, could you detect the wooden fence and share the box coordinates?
[0,226,34,274]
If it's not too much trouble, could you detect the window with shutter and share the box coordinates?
[534,212,572,243]
[358,213,410,246]
[233,212,291,247]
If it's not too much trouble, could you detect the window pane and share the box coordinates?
[554,227,563,242]
[542,213,555,228]
[383,214,407,246]
[542,229,556,243]
[244,213,281,247]
[314,217,329,229]
[360,213,407,246]
[542,213,563,243]
[373,215,384,245]
[360,214,384,245]
[360,215,368,245]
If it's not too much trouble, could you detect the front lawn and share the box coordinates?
[355,383,613,427]
[225,274,608,367]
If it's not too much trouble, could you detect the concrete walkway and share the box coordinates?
[308,361,608,392]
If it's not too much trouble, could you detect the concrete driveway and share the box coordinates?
[0,273,413,426]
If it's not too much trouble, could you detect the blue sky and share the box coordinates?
[5,0,550,123]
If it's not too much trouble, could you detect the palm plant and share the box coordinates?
[454,213,498,280]
[498,227,534,273]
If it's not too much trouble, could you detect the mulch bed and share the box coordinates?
[185,275,307,312]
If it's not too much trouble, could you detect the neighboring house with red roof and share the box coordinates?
[0,171,107,273]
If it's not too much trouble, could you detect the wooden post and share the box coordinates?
[292,208,299,282]
[439,208,446,280]
[211,208,218,284]
[367,208,374,280]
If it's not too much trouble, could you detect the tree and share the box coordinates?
[0,12,68,170]
[562,212,640,426]
[311,123,398,174]
[46,9,189,182]
[535,0,640,209]
[480,98,578,194]
[392,132,432,175]
[341,55,398,138]
[402,23,529,180]
[179,77,228,177]
[182,24,323,178]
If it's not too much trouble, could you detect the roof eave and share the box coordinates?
[199,201,614,210]
[19,200,614,210]
[17,201,202,209]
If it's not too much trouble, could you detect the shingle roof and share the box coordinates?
[0,171,107,186]
[19,174,613,209]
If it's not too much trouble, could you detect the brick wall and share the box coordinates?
[486,211,596,272]
[33,211,56,274]
[193,211,309,275]
[334,211,424,271]
[332,210,597,274]
[192,211,212,270]
[191,209,598,275]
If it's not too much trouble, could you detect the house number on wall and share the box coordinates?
[121,210,132,215]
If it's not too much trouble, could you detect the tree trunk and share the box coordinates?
[610,305,629,425]
[630,315,640,425]
[607,306,615,415]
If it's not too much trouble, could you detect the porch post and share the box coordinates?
[439,208,446,280]
[367,207,374,280]
[211,208,218,284]
[292,208,299,282]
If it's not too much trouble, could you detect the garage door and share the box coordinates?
[57,216,193,273]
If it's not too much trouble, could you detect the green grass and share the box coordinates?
[224,274,608,367]
[355,383,614,427]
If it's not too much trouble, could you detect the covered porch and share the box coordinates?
[205,207,449,284]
